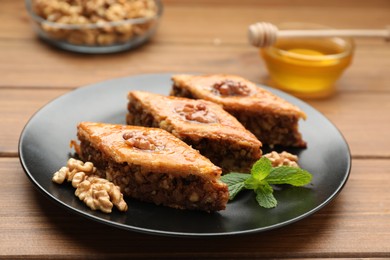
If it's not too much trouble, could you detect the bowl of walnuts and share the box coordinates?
[25,0,163,53]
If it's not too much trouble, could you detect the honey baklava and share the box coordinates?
[170,74,307,147]
[127,91,262,172]
[75,122,229,212]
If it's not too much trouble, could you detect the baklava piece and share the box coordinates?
[127,91,262,172]
[76,122,228,212]
[170,74,307,148]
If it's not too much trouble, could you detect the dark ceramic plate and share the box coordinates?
[19,73,351,237]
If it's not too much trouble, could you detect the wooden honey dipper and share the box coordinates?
[248,22,390,48]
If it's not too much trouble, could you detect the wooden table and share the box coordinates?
[1,0,390,258]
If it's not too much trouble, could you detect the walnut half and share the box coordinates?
[123,131,162,151]
[263,151,299,167]
[75,176,128,213]
[174,103,218,124]
[52,158,96,186]
[52,158,128,213]
[211,80,252,97]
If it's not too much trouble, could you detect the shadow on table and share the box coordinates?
[31,185,343,258]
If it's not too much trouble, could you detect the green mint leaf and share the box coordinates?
[244,175,266,190]
[220,173,251,200]
[221,154,313,209]
[244,175,262,190]
[250,157,272,181]
[255,183,277,208]
[265,166,312,186]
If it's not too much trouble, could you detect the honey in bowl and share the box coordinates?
[261,25,354,99]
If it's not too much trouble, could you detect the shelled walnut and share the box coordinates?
[52,158,96,186]
[263,151,299,167]
[75,176,128,213]
[31,0,159,46]
[52,158,128,213]
[211,80,252,97]
[123,131,163,151]
[175,103,218,124]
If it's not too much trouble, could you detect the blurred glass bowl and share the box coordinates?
[25,0,163,53]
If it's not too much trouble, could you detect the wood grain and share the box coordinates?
[1,87,390,157]
[1,158,389,258]
[1,0,390,258]
[0,0,389,89]
[0,88,68,155]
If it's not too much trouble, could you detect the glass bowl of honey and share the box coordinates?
[261,23,354,98]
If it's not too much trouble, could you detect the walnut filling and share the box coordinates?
[211,80,252,97]
[230,110,305,147]
[174,103,218,124]
[180,136,261,173]
[170,84,196,99]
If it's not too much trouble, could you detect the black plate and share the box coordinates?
[19,73,351,237]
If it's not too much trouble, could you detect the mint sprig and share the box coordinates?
[220,157,312,208]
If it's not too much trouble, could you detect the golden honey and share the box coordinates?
[261,34,354,98]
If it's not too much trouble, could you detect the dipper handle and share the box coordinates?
[248,22,390,48]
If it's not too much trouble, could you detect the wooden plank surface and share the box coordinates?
[2,88,390,157]
[1,0,390,258]
[0,0,389,89]
[1,158,389,258]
